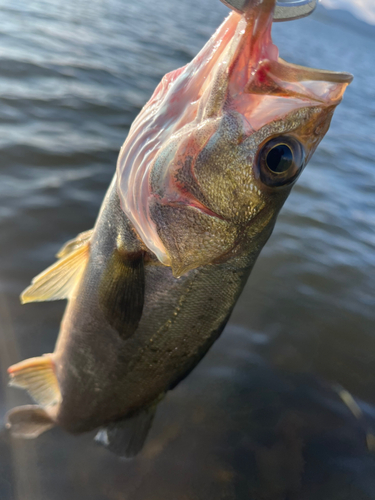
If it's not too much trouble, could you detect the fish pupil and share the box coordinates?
[266,144,293,174]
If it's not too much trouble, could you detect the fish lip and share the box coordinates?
[305,69,354,85]
[280,59,354,85]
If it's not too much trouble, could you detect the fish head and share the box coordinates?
[117,0,352,276]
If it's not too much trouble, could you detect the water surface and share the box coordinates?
[0,0,374,498]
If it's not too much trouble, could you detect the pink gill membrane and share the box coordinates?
[116,12,243,265]
[116,7,350,265]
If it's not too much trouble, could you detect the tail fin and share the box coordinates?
[8,355,61,408]
[6,405,55,439]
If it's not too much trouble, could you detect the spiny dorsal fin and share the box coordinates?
[8,355,61,408]
[56,229,93,259]
[21,238,90,304]
[6,405,55,439]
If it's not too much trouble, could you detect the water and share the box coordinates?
[0,0,374,498]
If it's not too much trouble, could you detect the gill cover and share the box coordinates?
[116,0,352,276]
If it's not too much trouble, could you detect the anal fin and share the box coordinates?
[21,235,90,304]
[95,405,157,458]
[6,405,55,439]
[8,355,61,408]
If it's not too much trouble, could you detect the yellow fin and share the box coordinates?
[6,405,55,439]
[56,229,93,259]
[21,240,90,304]
[8,355,61,408]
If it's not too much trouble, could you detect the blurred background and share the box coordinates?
[0,0,374,498]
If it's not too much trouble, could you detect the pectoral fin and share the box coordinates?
[6,405,55,439]
[99,250,145,340]
[21,237,90,304]
[8,355,61,408]
[95,404,157,458]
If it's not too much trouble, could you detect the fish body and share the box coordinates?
[50,177,268,434]
[6,0,352,456]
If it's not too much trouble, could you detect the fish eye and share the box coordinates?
[257,136,305,188]
[266,144,293,174]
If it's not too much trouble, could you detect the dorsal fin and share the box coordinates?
[21,235,90,304]
[8,355,61,408]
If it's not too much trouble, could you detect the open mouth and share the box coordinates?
[208,0,354,131]
[222,0,353,106]
[116,0,353,268]
[219,0,353,86]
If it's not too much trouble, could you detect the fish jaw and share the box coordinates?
[117,0,352,276]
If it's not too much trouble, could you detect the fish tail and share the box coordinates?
[5,405,55,439]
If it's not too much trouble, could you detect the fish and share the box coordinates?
[6,0,352,458]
